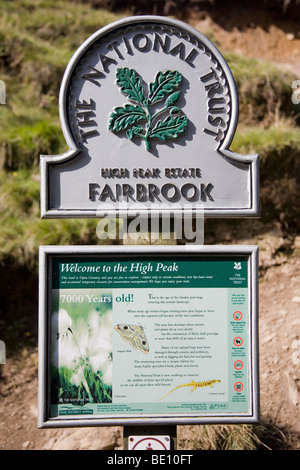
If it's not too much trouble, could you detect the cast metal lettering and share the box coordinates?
[89,182,213,203]
[200,68,227,142]
[101,168,129,178]
[82,33,200,88]
[81,65,105,86]
[76,99,98,142]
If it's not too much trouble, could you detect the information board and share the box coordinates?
[38,245,259,427]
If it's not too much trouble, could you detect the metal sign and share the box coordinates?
[38,245,259,428]
[40,16,259,219]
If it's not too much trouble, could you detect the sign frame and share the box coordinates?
[38,244,259,428]
[40,15,260,219]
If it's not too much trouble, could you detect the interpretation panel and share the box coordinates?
[38,245,259,427]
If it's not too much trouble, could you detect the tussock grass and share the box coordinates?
[231,123,300,231]
[0,170,101,269]
[178,422,287,450]
[225,53,300,126]
[232,121,300,179]
[232,121,300,153]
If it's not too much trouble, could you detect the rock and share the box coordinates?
[43,437,57,450]
[285,371,300,407]
[22,440,30,449]
[264,332,276,343]
[47,427,122,450]
[292,236,300,250]
[286,33,295,41]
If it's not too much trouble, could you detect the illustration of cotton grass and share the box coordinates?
[50,307,112,407]
[102,359,112,386]
[51,309,78,369]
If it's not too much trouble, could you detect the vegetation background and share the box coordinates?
[0,0,299,450]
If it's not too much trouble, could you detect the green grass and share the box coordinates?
[0,0,299,263]
[0,169,102,269]
[51,364,112,407]
[231,123,300,230]
[225,52,299,125]
[232,122,300,179]
[232,122,300,154]
[0,0,128,169]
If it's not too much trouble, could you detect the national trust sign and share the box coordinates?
[40,16,259,219]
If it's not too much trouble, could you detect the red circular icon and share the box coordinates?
[233,337,243,347]
[234,360,244,370]
[131,437,168,450]
[234,382,244,392]
[233,311,243,321]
